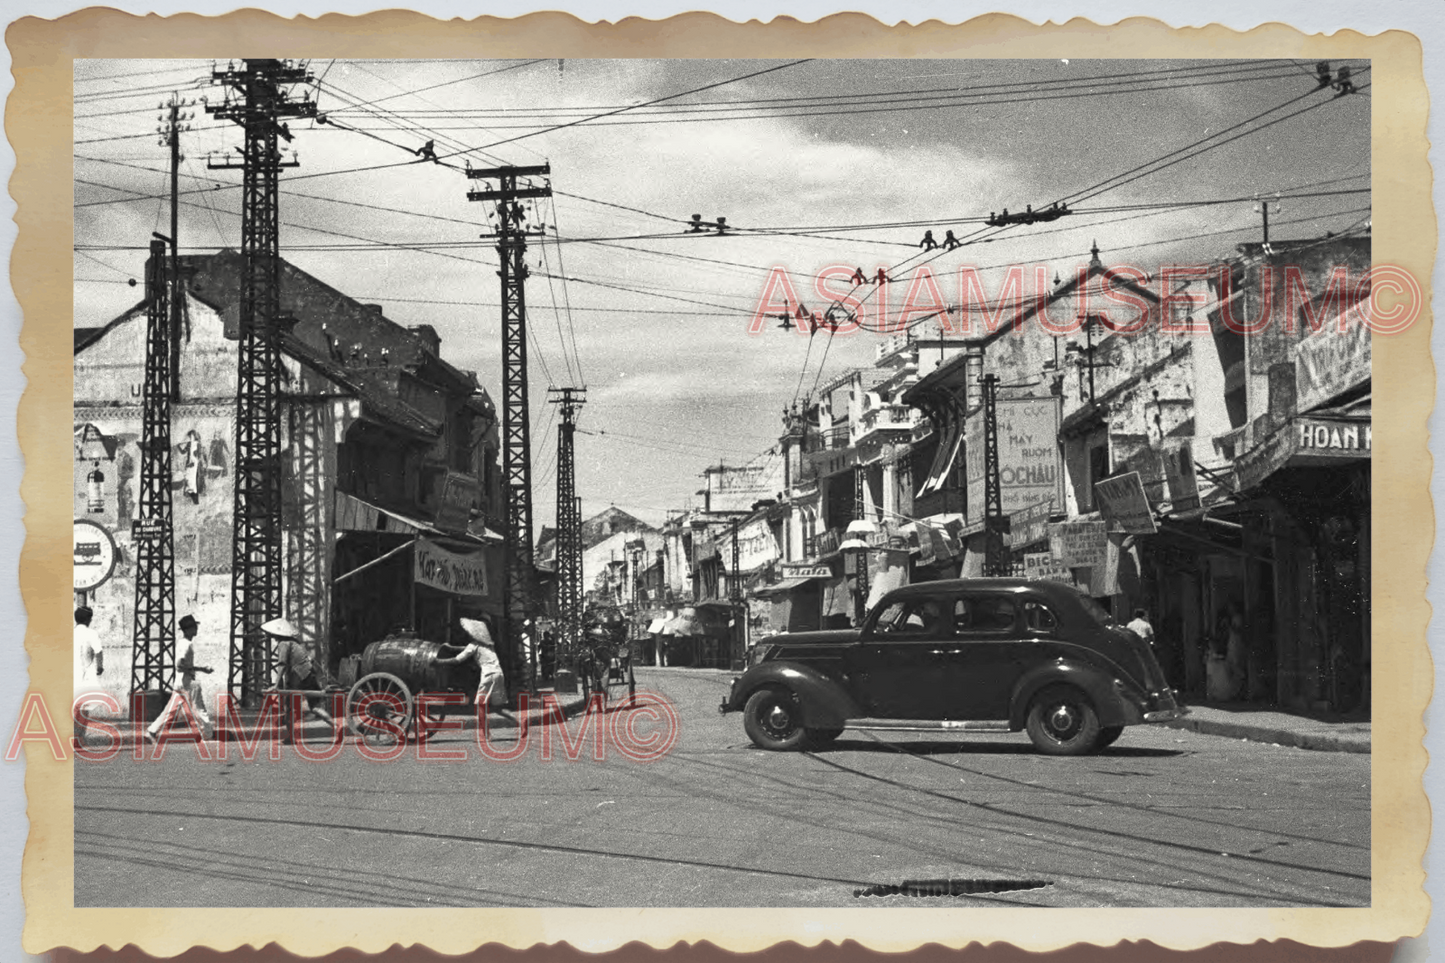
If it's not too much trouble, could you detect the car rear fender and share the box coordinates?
[1009,660,1143,730]
[729,662,860,728]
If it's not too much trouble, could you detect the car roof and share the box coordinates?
[880,578,1085,604]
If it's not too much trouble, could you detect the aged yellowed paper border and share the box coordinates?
[9,9,1433,956]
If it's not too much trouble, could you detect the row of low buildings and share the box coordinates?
[602,235,1371,713]
[75,250,510,710]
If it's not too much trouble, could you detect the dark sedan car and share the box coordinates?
[720,578,1184,755]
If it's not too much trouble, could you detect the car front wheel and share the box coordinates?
[1025,686,1102,756]
[742,688,808,751]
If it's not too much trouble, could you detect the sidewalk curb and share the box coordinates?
[1162,716,1370,753]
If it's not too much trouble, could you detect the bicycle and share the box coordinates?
[576,630,636,706]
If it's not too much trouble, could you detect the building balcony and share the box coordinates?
[851,404,920,445]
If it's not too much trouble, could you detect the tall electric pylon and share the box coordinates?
[130,236,178,694]
[207,59,316,704]
[980,373,1010,577]
[548,387,586,662]
[467,163,551,692]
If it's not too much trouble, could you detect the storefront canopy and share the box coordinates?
[335,490,501,545]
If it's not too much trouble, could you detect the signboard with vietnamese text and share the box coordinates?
[1093,472,1158,534]
[705,457,786,513]
[727,518,780,574]
[964,397,1064,525]
[1005,499,1055,549]
[414,537,489,596]
[433,471,480,534]
[1296,300,1371,414]
[1051,520,1107,569]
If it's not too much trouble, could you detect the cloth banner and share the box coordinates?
[413,537,489,596]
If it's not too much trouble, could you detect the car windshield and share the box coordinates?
[1075,592,1117,626]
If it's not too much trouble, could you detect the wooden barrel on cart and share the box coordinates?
[359,636,451,692]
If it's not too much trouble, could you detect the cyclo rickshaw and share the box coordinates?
[575,619,637,705]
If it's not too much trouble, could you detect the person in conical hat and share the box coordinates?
[265,617,334,727]
[438,615,514,720]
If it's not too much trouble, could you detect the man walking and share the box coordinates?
[145,613,214,744]
[74,606,105,745]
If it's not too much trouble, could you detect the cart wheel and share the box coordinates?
[604,657,628,705]
[346,672,413,747]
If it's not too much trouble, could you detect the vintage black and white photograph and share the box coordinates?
[70,55,1374,909]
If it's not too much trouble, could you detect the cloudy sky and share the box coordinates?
[74,57,1371,529]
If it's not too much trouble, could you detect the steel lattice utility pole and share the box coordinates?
[980,374,1010,577]
[467,163,551,692]
[548,386,586,665]
[130,236,178,695]
[161,93,196,401]
[207,60,316,704]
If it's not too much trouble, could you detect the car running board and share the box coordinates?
[848,719,1012,732]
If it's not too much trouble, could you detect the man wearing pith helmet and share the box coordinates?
[264,617,334,726]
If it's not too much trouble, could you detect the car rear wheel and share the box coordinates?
[1025,686,1102,756]
[1096,725,1124,749]
[742,688,808,751]
[805,727,844,750]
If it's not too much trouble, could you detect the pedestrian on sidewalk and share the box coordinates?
[146,614,214,745]
[266,618,335,729]
[74,606,105,745]
[437,617,518,724]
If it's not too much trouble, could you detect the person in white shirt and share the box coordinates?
[74,606,105,743]
[437,617,516,722]
[1126,608,1156,649]
[145,614,214,744]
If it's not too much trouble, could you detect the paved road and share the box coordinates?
[74,668,1368,908]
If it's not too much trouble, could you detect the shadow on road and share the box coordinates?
[812,739,1186,759]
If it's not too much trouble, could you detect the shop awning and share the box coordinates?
[335,490,500,544]
[751,576,824,598]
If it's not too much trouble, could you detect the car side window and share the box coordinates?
[1023,600,1059,635]
[958,596,1018,635]
[886,598,951,637]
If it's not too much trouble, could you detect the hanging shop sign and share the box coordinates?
[964,397,1064,525]
[73,519,118,592]
[1162,440,1200,511]
[1023,551,1076,585]
[433,471,481,535]
[1093,472,1158,534]
[1050,520,1107,569]
[413,537,488,596]
[1005,499,1055,549]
